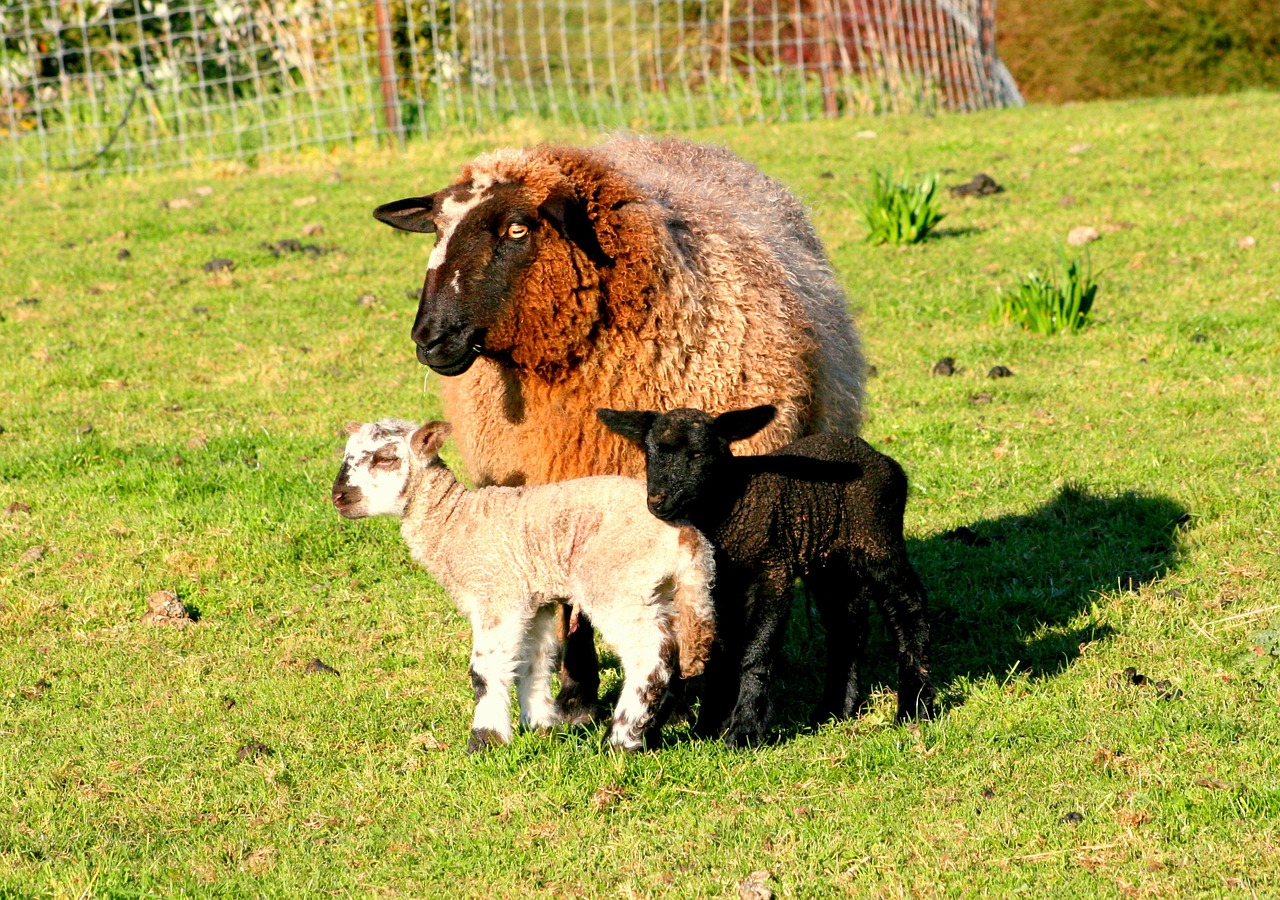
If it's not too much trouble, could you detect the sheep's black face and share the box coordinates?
[640,411,727,523]
[598,406,777,524]
[375,180,545,376]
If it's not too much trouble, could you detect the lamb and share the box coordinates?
[598,404,934,747]
[372,135,865,719]
[331,418,716,753]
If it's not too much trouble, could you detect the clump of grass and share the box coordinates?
[990,253,1098,334]
[860,169,945,245]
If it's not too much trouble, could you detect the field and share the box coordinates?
[2,91,1278,897]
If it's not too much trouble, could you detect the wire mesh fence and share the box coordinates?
[1,0,1022,182]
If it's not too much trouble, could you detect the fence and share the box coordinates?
[0,0,1022,182]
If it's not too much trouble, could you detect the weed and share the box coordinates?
[860,169,946,245]
[990,252,1098,335]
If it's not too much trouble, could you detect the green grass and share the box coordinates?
[2,91,1280,896]
[990,251,1099,334]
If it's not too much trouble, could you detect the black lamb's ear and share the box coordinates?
[373,195,438,233]
[597,408,656,446]
[714,405,777,444]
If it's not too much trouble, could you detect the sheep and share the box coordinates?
[372,135,865,719]
[598,404,934,747]
[331,418,716,753]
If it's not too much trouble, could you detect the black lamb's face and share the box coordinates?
[373,179,545,376]
[639,410,726,522]
[597,405,777,523]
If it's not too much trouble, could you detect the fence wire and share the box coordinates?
[1,0,1022,182]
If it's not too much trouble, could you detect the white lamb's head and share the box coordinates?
[332,419,452,519]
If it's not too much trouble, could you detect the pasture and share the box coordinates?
[2,91,1278,897]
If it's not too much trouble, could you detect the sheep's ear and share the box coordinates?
[342,421,363,435]
[373,195,437,234]
[596,408,655,446]
[540,185,613,267]
[714,405,777,444]
[409,421,452,459]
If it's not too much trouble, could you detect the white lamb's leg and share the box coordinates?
[517,604,562,731]
[467,614,527,753]
[599,604,679,752]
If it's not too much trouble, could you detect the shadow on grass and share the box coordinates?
[595,483,1187,746]
[769,482,1188,738]
[924,224,985,241]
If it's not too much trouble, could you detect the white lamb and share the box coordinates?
[332,419,716,752]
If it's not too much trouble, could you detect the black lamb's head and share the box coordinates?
[597,405,776,522]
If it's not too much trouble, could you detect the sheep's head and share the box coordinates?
[373,149,630,378]
[597,405,776,523]
[332,419,452,518]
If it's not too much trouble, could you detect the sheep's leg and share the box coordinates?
[692,572,750,739]
[692,634,742,739]
[467,616,527,753]
[554,604,601,725]
[807,565,871,722]
[721,572,793,748]
[871,556,936,722]
[517,604,562,731]
[596,606,679,752]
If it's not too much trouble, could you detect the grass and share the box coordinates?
[2,90,1280,896]
[860,168,946,245]
[990,251,1099,335]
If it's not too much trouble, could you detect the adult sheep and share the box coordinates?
[373,135,865,719]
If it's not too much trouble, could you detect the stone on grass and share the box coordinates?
[1067,226,1099,247]
[142,590,195,627]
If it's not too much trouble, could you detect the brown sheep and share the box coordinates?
[373,136,864,719]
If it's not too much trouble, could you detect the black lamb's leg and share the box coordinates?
[721,572,793,748]
[809,564,871,723]
[872,555,935,722]
[555,604,600,724]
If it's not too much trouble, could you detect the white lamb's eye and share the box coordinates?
[506,223,529,239]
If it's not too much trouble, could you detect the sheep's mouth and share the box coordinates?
[332,485,365,518]
[417,330,485,376]
[647,497,689,522]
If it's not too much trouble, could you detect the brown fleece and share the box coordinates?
[429,137,864,488]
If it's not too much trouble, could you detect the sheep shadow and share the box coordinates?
[765,483,1188,736]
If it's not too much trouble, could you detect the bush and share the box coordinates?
[998,0,1280,102]
[990,253,1098,335]
[860,169,945,246]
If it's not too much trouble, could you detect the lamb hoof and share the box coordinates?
[554,689,601,726]
[466,728,504,754]
[895,685,937,723]
[722,723,768,749]
[605,734,644,754]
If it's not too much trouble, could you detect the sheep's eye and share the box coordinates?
[372,452,398,468]
[505,223,529,240]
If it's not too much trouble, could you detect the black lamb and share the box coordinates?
[598,404,935,746]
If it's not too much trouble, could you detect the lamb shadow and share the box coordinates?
[768,483,1189,736]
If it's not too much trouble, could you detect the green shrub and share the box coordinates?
[860,169,945,245]
[990,253,1098,335]
[999,0,1280,102]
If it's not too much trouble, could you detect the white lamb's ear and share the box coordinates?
[343,421,363,435]
[410,421,453,459]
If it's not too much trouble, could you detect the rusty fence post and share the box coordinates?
[373,0,403,144]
